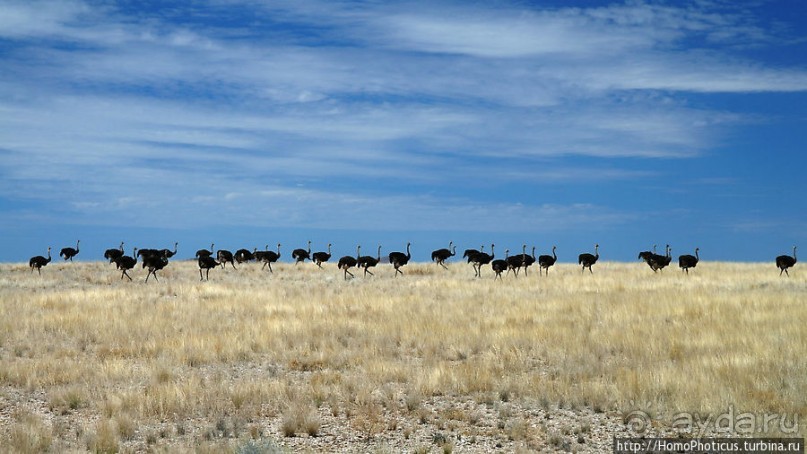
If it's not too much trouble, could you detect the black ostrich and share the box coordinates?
[641,244,671,272]
[199,255,220,281]
[29,247,52,275]
[463,246,483,263]
[388,242,411,277]
[160,242,178,259]
[506,244,527,277]
[235,248,256,264]
[143,254,169,283]
[292,240,311,265]
[60,240,80,262]
[538,246,557,276]
[358,245,382,277]
[638,245,657,269]
[216,249,237,269]
[254,245,269,263]
[260,243,282,273]
[137,248,160,264]
[337,245,360,280]
[195,243,214,259]
[578,244,599,274]
[651,245,673,272]
[471,244,495,278]
[312,243,332,269]
[492,249,510,281]
[105,242,125,265]
[431,241,456,269]
[776,246,798,276]
[678,247,700,274]
[113,248,138,281]
[520,246,536,276]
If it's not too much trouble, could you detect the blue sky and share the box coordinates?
[1,0,806,263]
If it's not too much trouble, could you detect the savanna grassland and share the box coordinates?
[0,259,805,453]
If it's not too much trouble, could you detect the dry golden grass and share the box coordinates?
[0,259,804,451]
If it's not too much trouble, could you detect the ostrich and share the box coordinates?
[471,244,495,278]
[388,242,412,277]
[199,255,220,281]
[292,240,311,265]
[60,240,80,262]
[159,242,178,259]
[337,246,360,280]
[312,243,332,268]
[260,243,282,273]
[196,243,214,259]
[431,241,456,269]
[358,245,382,277]
[29,247,52,275]
[776,246,798,276]
[578,244,599,274]
[104,242,125,265]
[492,249,510,281]
[113,248,138,281]
[463,246,483,263]
[538,246,557,276]
[651,245,672,272]
[678,248,700,274]
[143,254,169,283]
[506,244,527,277]
[254,245,269,263]
[235,248,256,264]
[638,245,657,269]
[217,249,237,269]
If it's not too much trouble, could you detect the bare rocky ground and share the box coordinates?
[1,362,678,454]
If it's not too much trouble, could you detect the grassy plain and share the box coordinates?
[0,259,805,452]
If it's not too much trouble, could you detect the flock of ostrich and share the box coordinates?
[24,240,799,282]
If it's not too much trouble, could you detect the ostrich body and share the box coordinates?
[388,242,411,277]
[114,248,138,281]
[678,248,700,274]
[260,243,282,272]
[638,245,657,269]
[538,246,557,276]
[463,246,482,263]
[776,246,797,276]
[199,255,220,281]
[578,244,599,274]
[60,240,80,262]
[137,248,160,264]
[143,255,169,283]
[292,241,311,265]
[312,243,332,268]
[492,249,510,280]
[471,244,495,278]
[337,246,360,280]
[217,249,237,269]
[357,245,382,277]
[254,245,269,263]
[431,241,456,269]
[105,242,125,265]
[195,243,214,259]
[235,248,256,263]
[29,247,52,275]
[160,242,178,259]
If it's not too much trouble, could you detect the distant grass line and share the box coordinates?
[0,261,804,450]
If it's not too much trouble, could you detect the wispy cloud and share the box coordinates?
[1,0,805,238]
